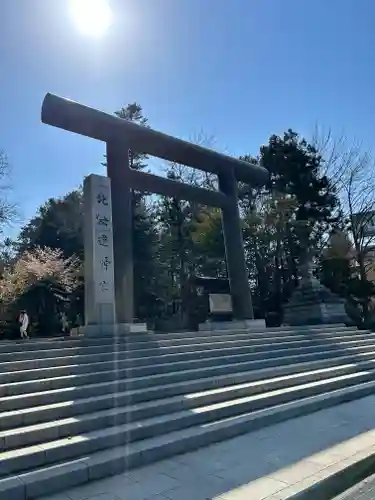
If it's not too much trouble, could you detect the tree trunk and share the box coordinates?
[274,222,282,300]
[357,248,369,321]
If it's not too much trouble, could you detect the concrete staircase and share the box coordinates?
[1,324,375,499]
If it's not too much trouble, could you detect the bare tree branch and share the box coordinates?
[0,150,18,236]
[315,129,375,317]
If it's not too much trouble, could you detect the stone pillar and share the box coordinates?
[83,174,116,325]
[218,169,254,320]
[106,141,134,324]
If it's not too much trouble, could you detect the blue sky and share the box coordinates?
[1,0,375,237]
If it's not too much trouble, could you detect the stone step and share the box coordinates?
[0,355,374,428]
[3,355,373,433]
[1,344,375,410]
[0,333,371,377]
[0,323,351,353]
[0,329,368,364]
[1,370,374,480]
[1,333,371,386]
[9,378,374,500]
[1,362,375,452]
[0,332,373,386]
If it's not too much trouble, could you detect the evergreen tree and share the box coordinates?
[239,130,339,324]
[154,169,195,316]
[260,129,338,255]
[190,207,226,277]
[16,190,84,259]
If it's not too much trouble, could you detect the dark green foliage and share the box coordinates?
[320,257,352,295]
[260,130,339,248]
[262,130,337,220]
[16,190,84,259]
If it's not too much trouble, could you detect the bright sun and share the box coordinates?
[69,0,113,37]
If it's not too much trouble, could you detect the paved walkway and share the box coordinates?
[42,394,375,500]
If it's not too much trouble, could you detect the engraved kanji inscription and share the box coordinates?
[96,192,108,205]
[100,256,111,271]
[96,213,110,227]
[97,233,109,247]
[99,280,109,292]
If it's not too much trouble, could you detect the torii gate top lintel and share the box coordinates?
[41,93,268,187]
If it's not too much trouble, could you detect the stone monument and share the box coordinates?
[82,174,146,336]
[193,276,266,331]
[283,259,350,326]
[83,174,116,333]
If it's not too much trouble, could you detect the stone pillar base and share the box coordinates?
[284,301,350,326]
[79,323,148,338]
[199,319,266,332]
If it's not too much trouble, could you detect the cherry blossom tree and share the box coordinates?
[0,247,80,336]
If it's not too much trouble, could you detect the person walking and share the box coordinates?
[75,312,82,335]
[60,311,70,335]
[19,310,30,339]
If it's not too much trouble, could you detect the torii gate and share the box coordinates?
[41,93,268,325]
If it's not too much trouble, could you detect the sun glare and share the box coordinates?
[69,0,113,37]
